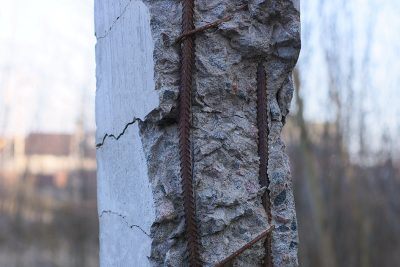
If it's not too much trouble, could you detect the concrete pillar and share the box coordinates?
[95,1,300,266]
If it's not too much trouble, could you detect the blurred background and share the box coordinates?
[286,0,400,266]
[0,0,398,267]
[0,0,98,266]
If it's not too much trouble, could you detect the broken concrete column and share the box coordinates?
[95,1,300,266]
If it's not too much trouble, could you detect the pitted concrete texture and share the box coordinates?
[95,0,300,266]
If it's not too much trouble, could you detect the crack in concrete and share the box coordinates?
[99,210,151,237]
[96,117,141,148]
[96,0,133,40]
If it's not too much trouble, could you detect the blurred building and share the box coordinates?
[0,131,96,200]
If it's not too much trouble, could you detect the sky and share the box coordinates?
[299,0,400,156]
[0,0,399,156]
[0,0,95,135]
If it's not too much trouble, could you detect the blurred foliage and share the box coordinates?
[0,171,98,267]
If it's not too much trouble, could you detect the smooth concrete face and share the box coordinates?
[95,1,158,266]
[95,0,158,144]
[97,124,155,267]
[99,210,151,267]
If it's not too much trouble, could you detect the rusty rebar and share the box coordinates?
[175,15,233,44]
[214,226,275,267]
[256,62,273,267]
[179,0,202,266]
[174,4,247,45]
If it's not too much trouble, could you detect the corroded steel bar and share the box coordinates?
[179,0,202,266]
[214,226,275,267]
[175,15,233,44]
[175,4,247,44]
[256,62,273,267]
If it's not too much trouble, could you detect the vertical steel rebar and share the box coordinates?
[178,3,274,265]
[179,0,202,266]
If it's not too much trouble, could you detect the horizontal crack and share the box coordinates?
[99,210,150,237]
[96,0,133,40]
[96,117,141,148]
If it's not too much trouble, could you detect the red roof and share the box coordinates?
[25,133,72,156]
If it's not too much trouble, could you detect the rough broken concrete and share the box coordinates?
[95,0,300,266]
